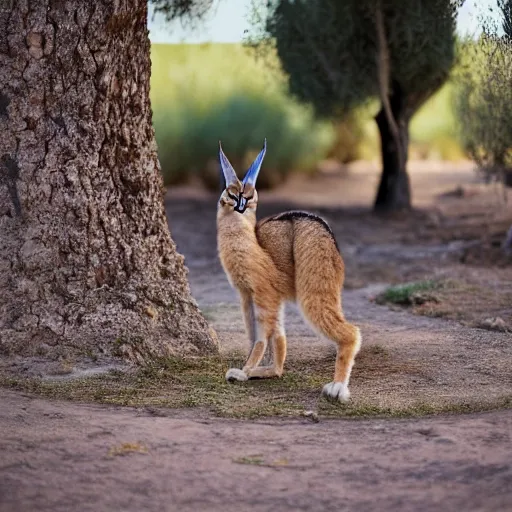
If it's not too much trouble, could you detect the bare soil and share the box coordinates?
[1,161,511,510]
[1,390,511,512]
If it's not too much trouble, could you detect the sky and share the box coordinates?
[147,0,501,44]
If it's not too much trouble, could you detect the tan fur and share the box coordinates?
[217,180,361,402]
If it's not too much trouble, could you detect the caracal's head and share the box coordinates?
[217,140,266,217]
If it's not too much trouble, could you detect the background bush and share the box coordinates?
[453,36,512,185]
[150,43,336,189]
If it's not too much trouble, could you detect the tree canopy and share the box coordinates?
[150,0,216,24]
[253,0,461,212]
[265,0,458,119]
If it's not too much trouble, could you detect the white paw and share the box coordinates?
[225,368,248,382]
[322,381,350,403]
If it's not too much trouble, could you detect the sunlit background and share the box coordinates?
[145,0,507,193]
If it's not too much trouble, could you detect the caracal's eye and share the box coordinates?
[246,190,257,204]
[222,191,237,206]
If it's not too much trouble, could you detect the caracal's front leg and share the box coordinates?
[225,292,257,382]
[244,304,286,379]
[226,302,277,382]
[240,291,256,349]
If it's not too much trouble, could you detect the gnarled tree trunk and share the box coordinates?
[373,85,412,213]
[0,0,217,362]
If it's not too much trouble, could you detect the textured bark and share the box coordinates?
[374,85,412,213]
[0,0,217,361]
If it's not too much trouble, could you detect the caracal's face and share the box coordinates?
[218,139,266,216]
[219,181,258,215]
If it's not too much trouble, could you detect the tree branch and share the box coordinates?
[375,0,403,167]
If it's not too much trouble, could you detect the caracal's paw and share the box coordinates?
[225,368,248,383]
[322,381,350,403]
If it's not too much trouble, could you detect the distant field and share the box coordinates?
[149,43,466,186]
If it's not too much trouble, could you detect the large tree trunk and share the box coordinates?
[373,87,412,213]
[0,1,217,362]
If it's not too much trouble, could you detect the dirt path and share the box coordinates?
[1,390,511,512]
[164,167,511,414]
[1,163,511,510]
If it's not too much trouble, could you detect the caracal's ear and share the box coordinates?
[219,141,239,189]
[242,139,267,189]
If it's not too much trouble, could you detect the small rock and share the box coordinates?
[303,410,319,423]
[36,343,51,356]
[479,317,509,332]
[145,306,157,319]
[411,291,440,305]
[121,292,138,304]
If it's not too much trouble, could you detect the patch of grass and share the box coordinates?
[314,395,512,418]
[375,278,512,331]
[233,455,265,466]
[1,352,510,420]
[376,280,439,306]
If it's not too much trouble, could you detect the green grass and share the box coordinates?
[376,280,440,306]
[1,351,510,420]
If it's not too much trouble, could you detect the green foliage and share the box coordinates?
[409,82,465,160]
[327,114,365,163]
[376,281,439,305]
[150,43,335,188]
[150,0,214,24]
[501,0,512,41]
[149,39,464,189]
[262,0,458,118]
[453,5,512,182]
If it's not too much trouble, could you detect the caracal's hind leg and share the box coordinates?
[225,301,279,382]
[294,228,361,402]
[322,317,361,402]
[244,304,287,379]
[301,302,361,402]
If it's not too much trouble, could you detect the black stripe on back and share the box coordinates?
[263,210,339,252]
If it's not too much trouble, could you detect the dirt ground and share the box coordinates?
[1,390,511,512]
[1,161,512,510]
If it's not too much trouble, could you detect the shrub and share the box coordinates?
[150,43,336,189]
[453,8,512,185]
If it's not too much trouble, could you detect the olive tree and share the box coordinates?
[454,0,512,253]
[254,0,460,212]
[0,0,217,361]
[455,0,512,188]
